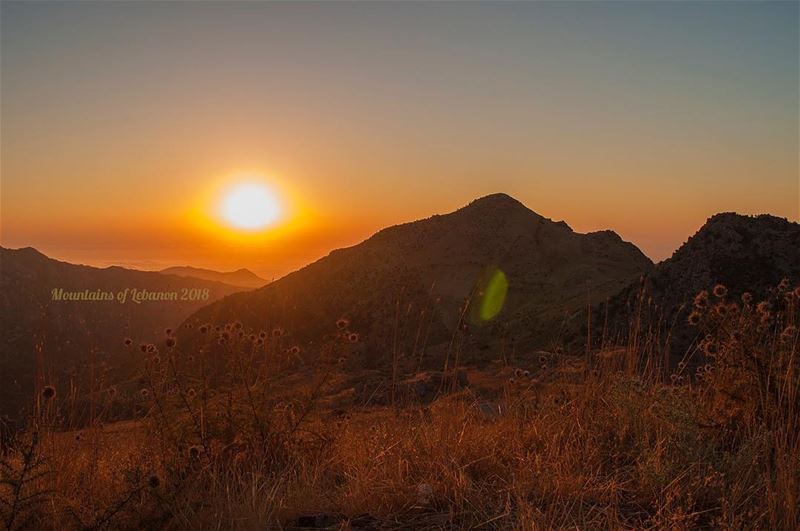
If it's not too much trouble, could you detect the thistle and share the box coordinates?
[712,284,728,298]
[781,325,796,343]
[694,290,709,309]
[703,341,718,356]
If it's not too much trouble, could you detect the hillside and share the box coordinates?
[179,194,653,369]
[602,213,800,359]
[0,247,245,420]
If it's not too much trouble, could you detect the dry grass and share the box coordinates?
[2,283,798,530]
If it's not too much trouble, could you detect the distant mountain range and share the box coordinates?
[178,194,653,369]
[4,196,798,422]
[160,265,268,289]
[0,247,245,420]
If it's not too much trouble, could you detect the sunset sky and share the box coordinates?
[2,1,798,279]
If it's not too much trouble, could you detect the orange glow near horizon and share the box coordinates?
[185,172,311,244]
[1,2,797,279]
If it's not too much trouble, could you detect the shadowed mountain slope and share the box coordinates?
[179,194,653,367]
[0,247,244,420]
[602,213,800,359]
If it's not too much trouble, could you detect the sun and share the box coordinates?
[219,182,282,230]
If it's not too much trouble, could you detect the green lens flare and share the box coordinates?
[477,268,508,322]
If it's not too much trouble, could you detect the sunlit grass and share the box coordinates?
[2,281,798,529]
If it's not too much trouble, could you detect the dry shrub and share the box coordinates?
[2,286,798,529]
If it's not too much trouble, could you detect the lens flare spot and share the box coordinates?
[470,267,508,323]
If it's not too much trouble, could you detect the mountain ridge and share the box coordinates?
[178,193,653,369]
[160,265,268,289]
[599,211,800,360]
[4,202,797,420]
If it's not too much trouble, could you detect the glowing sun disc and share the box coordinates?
[220,183,281,230]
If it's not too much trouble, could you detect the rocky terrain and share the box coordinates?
[602,213,800,359]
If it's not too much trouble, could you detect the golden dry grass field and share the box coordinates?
[2,283,798,530]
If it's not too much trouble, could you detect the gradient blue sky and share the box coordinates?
[2,1,798,277]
